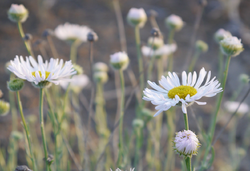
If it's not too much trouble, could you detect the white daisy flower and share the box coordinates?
[7,55,76,87]
[54,23,92,43]
[174,130,200,157]
[143,68,222,116]
[224,101,249,115]
[142,43,177,59]
[214,28,232,43]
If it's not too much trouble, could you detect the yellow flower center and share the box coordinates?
[168,85,197,99]
[32,71,51,79]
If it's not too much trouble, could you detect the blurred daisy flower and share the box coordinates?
[110,52,129,70]
[165,14,184,32]
[8,4,28,23]
[7,55,76,88]
[127,8,147,28]
[143,68,222,116]
[142,43,177,59]
[220,36,244,57]
[224,101,249,115]
[214,28,232,43]
[54,23,92,43]
[60,74,89,93]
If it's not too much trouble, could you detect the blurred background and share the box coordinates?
[1,0,250,170]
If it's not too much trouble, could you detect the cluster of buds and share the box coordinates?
[110,52,129,71]
[93,62,109,84]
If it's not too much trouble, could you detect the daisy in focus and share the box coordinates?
[7,55,76,87]
[143,68,222,116]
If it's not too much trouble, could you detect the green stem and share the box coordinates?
[218,50,224,82]
[39,88,49,171]
[133,128,141,168]
[168,29,175,44]
[70,40,81,63]
[117,69,125,166]
[147,56,156,81]
[167,29,175,72]
[188,51,200,72]
[135,26,144,98]
[17,22,34,57]
[183,113,191,171]
[157,58,163,80]
[16,91,36,171]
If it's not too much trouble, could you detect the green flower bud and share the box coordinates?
[132,119,144,128]
[11,131,23,141]
[93,62,109,72]
[93,72,108,84]
[148,37,164,50]
[7,78,24,92]
[220,36,244,57]
[239,74,249,84]
[0,100,10,116]
[110,52,129,70]
[8,4,28,23]
[165,14,184,32]
[73,64,84,75]
[195,40,208,53]
[127,8,147,28]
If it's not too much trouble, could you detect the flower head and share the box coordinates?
[147,37,164,50]
[142,43,177,59]
[174,130,200,157]
[110,52,129,70]
[8,4,28,23]
[220,36,244,57]
[214,29,232,43]
[165,14,184,31]
[94,62,109,72]
[127,8,147,28]
[143,68,222,116]
[54,23,92,44]
[7,78,25,92]
[224,101,249,115]
[7,55,76,88]
[59,74,89,93]
[195,40,208,53]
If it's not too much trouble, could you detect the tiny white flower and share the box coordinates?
[142,43,177,59]
[174,130,200,157]
[7,55,76,88]
[143,68,222,116]
[54,23,92,43]
[220,36,244,57]
[93,62,109,72]
[127,8,147,28]
[110,52,129,70]
[59,74,89,92]
[224,101,249,115]
[165,14,184,31]
[214,29,232,43]
[8,4,28,23]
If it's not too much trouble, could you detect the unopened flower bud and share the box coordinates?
[7,78,24,92]
[8,4,28,23]
[132,119,144,128]
[174,130,200,157]
[24,34,32,41]
[165,14,184,32]
[11,131,23,141]
[15,165,32,171]
[93,62,109,72]
[0,100,10,116]
[127,8,147,28]
[42,29,54,37]
[220,36,244,57]
[110,52,129,70]
[151,28,161,37]
[214,29,232,43]
[47,154,54,165]
[239,74,249,84]
[87,32,98,42]
[73,64,84,75]
[93,72,108,84]
[27,115,37,124]
[195,40,208,53]
[148,37,164,50]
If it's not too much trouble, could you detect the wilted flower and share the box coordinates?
[224,101,249,115]
[59,74,89,93]
[143,68,222,116]
[165,14,184,31]
[195,40,208,53]
[220,36,244,57]
[142,43,177,59]
[127,8,147,28]
[54,23,92,44]
[110,52,129,70]
[93,62,109,72]
[8,4,28,23]
[147,37,164,50]
[0,100,10,116]
[8,55,76,88]
[174,130,200,157]
[214,29,232,43]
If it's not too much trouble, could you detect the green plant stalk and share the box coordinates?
[39,88,50,171]
[229,117,238,169]
[218,50,224,81]
[133,128,141,168]
[117,69,125,166]
[135,25,144,99]
[147,55,156,81]
[188,51,200,72]
[17,22,34,57]
[70,40,81,63]
[16,91,36,171]
[167,29,175,72]
[183,113,191,171]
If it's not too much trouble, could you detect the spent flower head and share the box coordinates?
[8,4,28,23]
[174,130,200,157]
[214,29,232,43]
[165,14,184,32]
[220,36,244,57]
[143,68,222,116]
[110,52,129,70]
[142,43,177,59]
[127,8,147,28]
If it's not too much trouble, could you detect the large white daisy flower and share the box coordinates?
[7,55,76,86]
[143,68,222,116]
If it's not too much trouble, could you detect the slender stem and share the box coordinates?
[168,29,175,44]
[39,88,49,171]
[218,50,224,81]
[135,26,144,98]
[188,51,200,72]
[183,113,189,130]
[117,69,125,166]
[147,56,156,81]
[47,36,59,59]
[133,128,141,168]
[157,58,163,80]
[183,113,191,171]
[70,40,81,63]
[167,29,175,72]
[16,91,36,171]
[17,22,34,57]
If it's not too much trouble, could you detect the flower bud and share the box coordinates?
[127,8,147,28]
[220,36,244,57]
[7,78,24,92]
[73,64,84,75]
[32,81,52,89]
[148,37,164,50]
[141,108,153,121]
[87,31,98,42]
[24,34,32,41]
[195,40,208,53]
[174,130,200,157]
[15,165,32,171]
[0,100,10,116]
[8,4,28,23]
[27,115,37,124]
[42,29,54,37]
[214,29,232,43]
[239,74,249,84]
[110,52,129,70]
[93,62,109,72]
[47,154,54,165]
[132,119,144,129]
[165,14,184,32]
[93,72,108,84]
[11,131,23,141]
